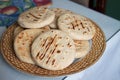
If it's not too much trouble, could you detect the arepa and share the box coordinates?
[14,27,50,64]
[18,6,55,28]
[58,13,96,40]
[31,30,75,70]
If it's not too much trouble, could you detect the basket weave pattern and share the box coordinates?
[0,22,106,76]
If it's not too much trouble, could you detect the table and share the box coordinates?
[0,0,120,80]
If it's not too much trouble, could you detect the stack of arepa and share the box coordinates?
[13,6,96,70]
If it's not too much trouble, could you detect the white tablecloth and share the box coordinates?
[65,30,120,80]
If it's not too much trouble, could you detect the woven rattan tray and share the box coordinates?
[0,21,106,77]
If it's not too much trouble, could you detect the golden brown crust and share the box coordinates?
[14,28,50,64]
[58,13,96,40]
[31,30,75,70]
[18,6,55,28]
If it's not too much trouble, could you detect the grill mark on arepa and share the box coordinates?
[81,22,85,29]
[37,53,44,60]
[83,31,87,34]
[38,14,42,17]
[38,35,57,61]
[71,20,82,30]
[33,19,38,21]
[36,52,40,58]
[36,39,52,60]
[45,37,53,49]
[26,15,30,18]
[87,27,90,32]
[52,59,55,65]
[75,20,79,26]
[39,52,45,60]
[38,38,52,60]
[36,37,52,59]
[46,45,58,64]
[46,57,50,64]
[45,35,58,64]
[51,45,58,54]
[29,13,40,19]
[42,38,48,47]
[71,22,75,29]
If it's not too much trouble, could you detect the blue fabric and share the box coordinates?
[0,0,35,26]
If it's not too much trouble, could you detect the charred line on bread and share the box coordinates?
[29,13,40,19]
[42,38,48,47]
[71,22,75,29]
[40,35,57,61]
[83,31,87,34]
[36,38,52,60]
[52,59,55,65]
[45,37,53,48]
[71,20,82,30]
[36,52,41,59]
[45,35,57,64]
[39,53,45,60]
[75,20,79,27]
[81,22,85,29]
[46,45,58,64]
[38,14,42,17]
[33,19,38,21]
[51,45,58,55]
[46,57,50,64]
[87,27,90,32]
[26,15,30,18]
[57,50,61,53]
[40,39,52,60]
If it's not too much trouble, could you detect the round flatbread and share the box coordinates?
[14,28,50,64]
[49,8,73,29]
[58,13,96,40]
[31,30,75,70]
[74,40,90,58]
[18,6,55,28]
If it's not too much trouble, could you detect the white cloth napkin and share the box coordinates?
[65,30,120,80]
